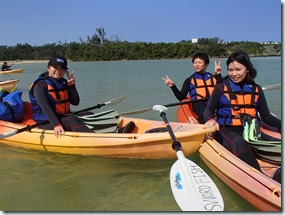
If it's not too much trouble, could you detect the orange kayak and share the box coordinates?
[0,102,216,159]
[176,99,281,211]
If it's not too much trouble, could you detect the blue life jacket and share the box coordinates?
[0,90,24,122]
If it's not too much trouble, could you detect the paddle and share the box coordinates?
[9,59,20,67]
[153,104,224,211]
[0,95,127,140]
[120,83,281,116]
[262,84,281,90]
[73,95,127,113]
[120,98,207,116]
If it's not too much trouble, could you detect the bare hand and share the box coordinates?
[67,70,76,86]
[54,125,65,138]
[214,60,222,75]
[162,75,174,87]
[205,119,219,130]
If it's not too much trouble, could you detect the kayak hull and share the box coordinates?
[0,68,24,74]
[0,79,19,92]
[199,139,281,211]
[0,102,216,159]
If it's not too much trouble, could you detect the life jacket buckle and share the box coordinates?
[239,113,253,126]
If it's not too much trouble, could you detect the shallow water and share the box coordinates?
[0,57,281,211]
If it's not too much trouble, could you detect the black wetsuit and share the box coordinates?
[204,81,281,171]
[169,73,222,123]
[31,80,92,132]
[1,64,11,71]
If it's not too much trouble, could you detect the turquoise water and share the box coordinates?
[0,57,281,211]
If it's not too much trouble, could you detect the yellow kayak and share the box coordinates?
[0,79,19,92]
[0,68,24,74]
[0,102,215,159]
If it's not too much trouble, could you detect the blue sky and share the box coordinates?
[1,0,281,46]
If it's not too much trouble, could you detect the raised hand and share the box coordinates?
[214,60,222,75]
[162,75,174,87]
[67,70,76,86]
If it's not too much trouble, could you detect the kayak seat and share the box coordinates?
[145,127,168,133]
[116,121,135,133]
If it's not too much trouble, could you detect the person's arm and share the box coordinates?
[204,82,224,122]
[66,70,80,106]
[33,83,61,127]
[213,60,223,82]
[170,77,190,101]
[68,85,80,106]
[256,86,281,129]
[214,73,223,83]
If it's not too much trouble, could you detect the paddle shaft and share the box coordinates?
[74,103,107,113]
[120,98,207,116]
[160,111,181,151]
[9,59,19,67]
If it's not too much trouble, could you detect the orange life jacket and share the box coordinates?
[217,78,259,126]
[189,72,217,100]
[29,73,70,121]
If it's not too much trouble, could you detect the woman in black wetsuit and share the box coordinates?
[204,51,281,173]
[29,56,134,138]
[29,55,93,138]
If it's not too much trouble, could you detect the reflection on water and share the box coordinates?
[0,144,256,211]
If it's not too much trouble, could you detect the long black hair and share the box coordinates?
[226,51,257,83]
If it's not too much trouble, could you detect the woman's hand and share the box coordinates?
[205,119,219,130]
[162,75,174,87]
[214,60,222,75]
[67,70,76,86]
[204,119,219,140]
[54,125,65,138]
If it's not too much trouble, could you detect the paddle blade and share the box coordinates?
[170,158,224,211]
[105,95,127,106]
[120,107,152,116]
[262,84,281,90]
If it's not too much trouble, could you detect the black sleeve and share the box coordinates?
[68,85,80,106]
[203,82,224,121]
[170,77,190,101]
[214,73,223,83]
[33,82,61,127]
[257,86,281,129]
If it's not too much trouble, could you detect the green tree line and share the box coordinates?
[0,28,281,62]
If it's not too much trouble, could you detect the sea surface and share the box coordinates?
[0,57,281,212]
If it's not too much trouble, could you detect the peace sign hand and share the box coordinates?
[214,60,222,75]
[162,75,174,87]
[67,70,76,86]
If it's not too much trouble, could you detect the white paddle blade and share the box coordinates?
[152,105,168,112]
[262,84,281,90]
[170,158,224,211]
[105,95,127,106]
